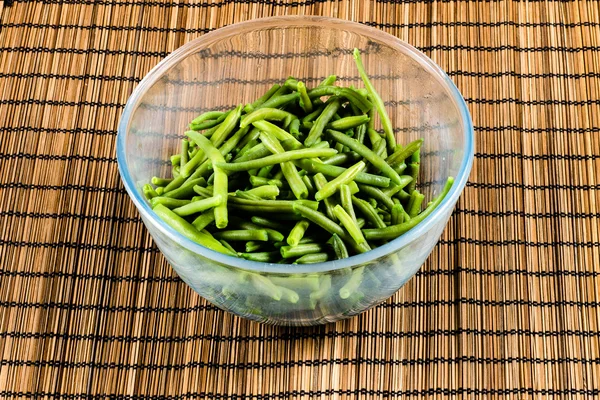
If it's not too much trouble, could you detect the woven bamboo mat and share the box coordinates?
[1,0,600,398]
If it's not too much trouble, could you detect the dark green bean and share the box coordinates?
[363,177,454,240]
[327,129,402,186]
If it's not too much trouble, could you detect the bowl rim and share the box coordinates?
[117,15,475,274]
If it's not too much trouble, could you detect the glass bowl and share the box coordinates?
[117,16,474,326]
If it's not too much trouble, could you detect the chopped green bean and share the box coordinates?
[213,229,269,242]
[314,161,366,201]
[297,81,313,113]
[240,108,296,128]
[304,97,341,147]
[328,115,370,130]
[280,243,324,258]
[295,253,329,264]
[332,233,349,259]
[287,220,310,246]
[333,205,366,245]
[192,212,216,231]
[244,84,281,113]
[406,190,425,217]
[215,148,337,172]
[172,195,223,217]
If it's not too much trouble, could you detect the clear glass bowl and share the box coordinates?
[117,16,474,326]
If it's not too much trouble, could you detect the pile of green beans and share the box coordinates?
[144,49,454,264]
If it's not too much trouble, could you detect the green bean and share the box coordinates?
[334,142,344,153]
[287,220,310,246]
[210,105,242,148]
[295,253,329,264]
[406,190,425,217]
[192,185,213,198]
[295,159,390,188]
[312,173,338,221]
[152,205,235,256]
[351,195,386,228]
[218,125,251,158]
[215,148,337,172]
[235,127,261,153]
[240,251,280,263]
[234,143,272,163]
[243,185,280,199]
[288,118,301,139]
[219,239,237,254]
[333,205,366,245]
[363,177,454,240]
[213,229,269,242]
[248,273,283,299]
[259,131,308,200]
[301,175,316,197]
[172,195,223,217]
[332,233,349,259]
[355,123,366,145]
[284,77,299,91]
[328,115,370,131]
[240,108,296,128]
[297,81,313,113]
[356,183,395,210]
[143,184,158,200]
[304,97,341,147]
[162,177,206,199]
[245,241,264,253]
[315,161,366,201]
[175,142,207,179]
[339,267,364,299]
[307,86,373,113]
[406,149,420,193]
[327,129,402,186]
[186,132,228,228]
[152,176,173,187]
[280,243,324,258]
[250,216,288,231]
[234,191,262,201]
[180,139,189,168]
[155,187,165,195]
[391,203,405,226]
[249,175,283,188]
[170,154,181,167]
[321,152,361,166]
[386,139,424,166]
[229,196,318,213]
[234,220,285,242]
[353,48,395,151]
[192,212,216,231]
[372,136,388,162]
[302,105,325,123]
[150,197,190,209]
[189,111,225,126]
[278,286,300,303]
[319,75,337,86]
[339,184,357,223]
[244,84,281,113]
[259,92,299,110]
[251,120,303,149]
[257,164,275,178]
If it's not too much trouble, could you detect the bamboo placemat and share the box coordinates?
[1,0,599,398]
